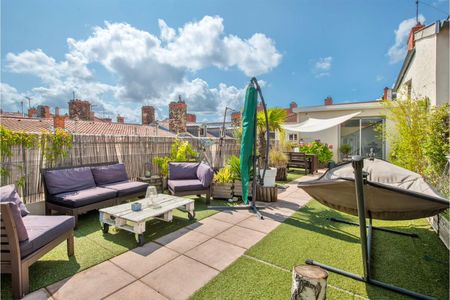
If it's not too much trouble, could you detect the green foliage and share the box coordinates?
[256,108,288,164]
[213,166,234,183]
[269,149,288,168]
[227,155,241,180]
[170,138,198,161]
[153,138,199,176]
[41,128,73,165]
[299,141,333,163]
[382,98,449,186]
[339,143,352,156]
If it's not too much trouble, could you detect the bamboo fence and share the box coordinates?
[1,134,240,204]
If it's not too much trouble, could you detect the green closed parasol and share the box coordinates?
[240,85,257,204]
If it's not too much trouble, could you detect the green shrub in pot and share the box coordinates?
[212,166,234,199]
[299,141,333,165]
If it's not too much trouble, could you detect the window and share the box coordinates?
[288,134,298,141]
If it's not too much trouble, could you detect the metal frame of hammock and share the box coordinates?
[305,155,442,300]
[208,77,270,220]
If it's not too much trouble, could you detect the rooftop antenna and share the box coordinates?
[416,0,419,24]
[72,90,76,100]
[25,97,31,109]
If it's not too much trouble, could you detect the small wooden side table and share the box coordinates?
[138,175,163,192]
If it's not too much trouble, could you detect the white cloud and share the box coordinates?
[4,16,281,122]
[387,15,425,64]
[376,75,384,82]
[313,56,332,78]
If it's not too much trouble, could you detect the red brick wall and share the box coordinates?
[69,100,92,120]
[142,106,155,125]
[54,115,65,129]
[186,113,196,123]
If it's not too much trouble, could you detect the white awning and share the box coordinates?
[282,111,361,133]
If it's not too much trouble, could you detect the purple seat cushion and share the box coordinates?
[49,187,117,208]
[0,184,29,216]
[0,202,29,242]
[168,179,205,193]
[196,163,213,188]
[20,215,74,258]
[101,181,149,197]
[43,167,96,195]
[91,164,129,185]
[168,162,199,180]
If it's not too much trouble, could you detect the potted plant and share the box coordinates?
[299,141,333,168]
[228,155,252,197]
[339,144,352,161]
[212,166,234,199]
[256,108,287,187]
[269,149,288,181]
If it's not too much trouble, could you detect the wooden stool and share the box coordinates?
[291,265,328,300]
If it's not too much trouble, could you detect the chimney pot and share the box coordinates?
[324,97,333,106]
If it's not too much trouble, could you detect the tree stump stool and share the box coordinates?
[291,265,328,300]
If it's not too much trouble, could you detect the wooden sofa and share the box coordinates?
[42,162,148,225]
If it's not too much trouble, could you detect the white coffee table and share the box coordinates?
[99,194,195,245]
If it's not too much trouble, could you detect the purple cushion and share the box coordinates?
[0,184,29,216]
[91,164,129,185]
[43,167,96,195]
[196,163,213,188]
[101,181,149,197]
[168,179,204,192]
[49,187,117,208]
[20,215,74,258]
[0,202,29,242]
[168,162,199,180]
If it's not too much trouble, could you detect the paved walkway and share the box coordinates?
[23,173,319,300]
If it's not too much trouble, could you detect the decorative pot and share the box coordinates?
[275,167,287,181]
[260,167,277,187]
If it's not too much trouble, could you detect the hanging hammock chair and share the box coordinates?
[298,158,449,220]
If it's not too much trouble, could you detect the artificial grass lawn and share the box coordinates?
[192,201,449,300]
[1,196,225,300]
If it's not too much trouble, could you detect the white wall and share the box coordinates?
[398,23,449,106]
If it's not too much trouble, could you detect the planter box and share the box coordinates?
[256,185,278,202]
[428,214,450,250]
[233,180,253,197]
[212,183,233,199]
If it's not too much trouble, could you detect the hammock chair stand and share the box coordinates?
[306,156,435,300]
[208,77,270,220]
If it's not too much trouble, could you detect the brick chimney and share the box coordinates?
[69,99,92,120]
[37,105,51,118]
[117,115,125,124]
[383,87,393,100]
[54,117,65,129]
[186,113,196,123]
[231,112,241,127]
[324,96,333,105]
[28,107,37,118]
[142,106,155,125]
[169,96,187,133]
[289,101,298,111]
[407,23,425,51]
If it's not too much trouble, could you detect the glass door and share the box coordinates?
[340,117,385,161]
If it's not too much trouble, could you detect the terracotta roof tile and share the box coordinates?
[0,115,175,137]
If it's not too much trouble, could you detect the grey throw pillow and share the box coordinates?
[0,184,30,217]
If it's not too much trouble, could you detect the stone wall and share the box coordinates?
[169,100,187,133]
[142,106,155,125]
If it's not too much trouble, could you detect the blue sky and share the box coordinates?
[1,0,448,122]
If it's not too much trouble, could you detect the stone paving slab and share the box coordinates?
[215,225,265,249]
[21,288,53,300]
[155,227,211,254]
[110,242,179,278]
[210,210,252,224]
[184,238,246,271]
[104,280,168,300]
[140,255,219,300]
[237,215,281,234]
[46,261,135,300]
[186,217,233,237]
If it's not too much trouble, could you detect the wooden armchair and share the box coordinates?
[1,203,75,299]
